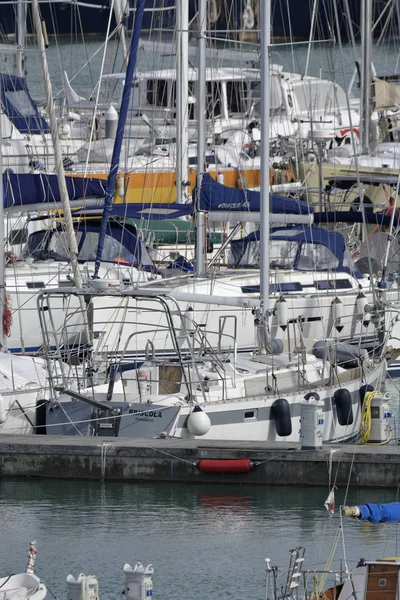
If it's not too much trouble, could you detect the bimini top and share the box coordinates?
[229,226,362,277]
[20,219,156,271]
[0,72,50,135]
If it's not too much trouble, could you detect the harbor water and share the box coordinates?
[2,478,400,600]
[18,35,400,102]
[0,377,399,600]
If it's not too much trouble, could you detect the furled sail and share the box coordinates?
[343,502,400,523]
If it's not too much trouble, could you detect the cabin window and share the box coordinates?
[244,410,257,420]
[20,229,53,260]
[8,228,28,245]
[378,579,387,587]
[226,81,248,114]
[297,243,339,271]
[146,79,171,107]
[206,82,222,119]
[76,232,137,264]
[270,240,298,269]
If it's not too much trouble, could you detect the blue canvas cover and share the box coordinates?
[358,502,400,523]
[197,172,312,214]
[3,172,106,208]
[230,226,362,276]
[0,73,50,134]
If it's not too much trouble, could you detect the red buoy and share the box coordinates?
[198,459,255,473]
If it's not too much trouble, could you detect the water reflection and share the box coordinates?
[1,478,400,600]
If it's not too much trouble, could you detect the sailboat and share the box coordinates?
[38,0,391,444]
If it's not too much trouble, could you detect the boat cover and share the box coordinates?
[229,226,362,276]
[0,72,50,134]
[358,502,400,523]
[197,172,312,214]
[3,172,106,208]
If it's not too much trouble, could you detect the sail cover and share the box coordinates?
[197,173,312,214]
[3,172,106,208]
[71,203,194,220]
[0,73,50,134]
[357,502,400,523]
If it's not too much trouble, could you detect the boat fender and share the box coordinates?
[271,398,292,437]
[35,399,48,434]
[330,297,344,332]
[187,405,211,436]
[359,384,374,407]
[334,389,354,426]
[275,297,288,331]
[198,459,255,473]
[269,338,284,355]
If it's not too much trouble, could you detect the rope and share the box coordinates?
[359,391,392,445]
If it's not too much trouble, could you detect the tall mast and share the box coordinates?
[195,0,207,275]
[94,0,145,276]
[113,0,128,64]
[260,0,271,315]
[15,0,26,77]
[360,0,372,154]
[31,0,83,290]
[175,0,189,204]
[0,78,5,350]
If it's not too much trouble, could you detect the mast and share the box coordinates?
[31,0,83,290]
[260,0,271,316]
[94,0,145,277]
[195,0,207,275]
[175,0,189,204]
[113,0,128,64]
[0,78,5,350]
[15,0,26,77]
[360,0,372,154]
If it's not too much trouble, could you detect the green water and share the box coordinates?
[0,382,399,599]
[1,476,400,600]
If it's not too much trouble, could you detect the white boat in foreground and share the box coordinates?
[40,287,389,444]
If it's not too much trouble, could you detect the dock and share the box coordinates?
[0,435,399,486]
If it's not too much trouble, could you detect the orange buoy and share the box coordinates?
[198,459,255,473]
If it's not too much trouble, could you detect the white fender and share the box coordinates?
[187,405,211,436]
[275,296,288,331]
[330,297,344,332]
[356,291,368,318]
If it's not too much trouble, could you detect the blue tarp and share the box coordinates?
[3,172,107,208]
[0,73,50,134]
[358,502,400,523]
[197,172,312,215]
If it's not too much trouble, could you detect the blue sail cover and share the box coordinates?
[358,502,400,523]
[0,73,50,134]
[197,172,312,214]
[3,172,106,208]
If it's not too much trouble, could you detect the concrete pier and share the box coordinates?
[0,435,399,487]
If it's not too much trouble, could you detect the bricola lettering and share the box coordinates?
[132,409,162,418]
